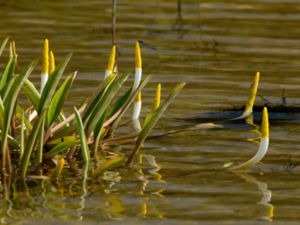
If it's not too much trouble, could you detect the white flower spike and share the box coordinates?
[133,41,142,91]
[104,45,116,78]
[231,107,269,171]
[41,39,49,93]
[237,72,260,119]
[132,91,142,121]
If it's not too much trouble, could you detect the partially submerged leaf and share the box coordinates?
[45,139,78,158]
[93,155,125,178]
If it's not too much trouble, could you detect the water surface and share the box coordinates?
[1,0,300,224]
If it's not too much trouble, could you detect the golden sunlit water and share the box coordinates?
[1,0,300,224]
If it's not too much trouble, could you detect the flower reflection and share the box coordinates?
[235,173,274,221]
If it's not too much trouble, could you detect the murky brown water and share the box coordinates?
[1,0,300,224]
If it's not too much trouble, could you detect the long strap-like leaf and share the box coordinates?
[23,79,40,110]
[47,72,76,126]
[0,58,16,94]
[85,73,131,136]
[126,82,185,166]
[1,61,36,172]
[21,110,46,178]
[74,107,90,163]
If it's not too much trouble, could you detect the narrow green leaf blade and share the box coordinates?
[0,58,16,94]
[126,82,185,165]
[82,73,117,122]
[1,62,37,169]
[23,79,40,110]
[85,72,131,135]
[93,155,125,178]
[21,110,46,178]
[45,139,79,158]
[47,72,76,126]
[74,107,90,163]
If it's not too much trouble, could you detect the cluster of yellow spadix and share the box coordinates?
[103,42,144,125]
[41,39,56,92]
[230,72,270,171]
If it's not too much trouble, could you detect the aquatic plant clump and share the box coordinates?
[0,38,185,180]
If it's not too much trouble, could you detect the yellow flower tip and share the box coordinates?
[245,72,260,113]
[268,205,274,220]
[135,91,142,103]
[153,83,161,110]
[135,41,142,69]
[106,45,116,71]
[49,50,55,74]
[261,107,269,138]
[42,39,49,75]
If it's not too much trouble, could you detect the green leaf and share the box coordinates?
[74,107,90,163]
[109,75,151,132]
[82,73,117,122]
[0,58,16,94]
[38,54,72,114]
[20,109,25,161]
[47,72,76,126]
[37,114,45,164]
[23,79,40,110]
[45,139,79,158]
[93,155,125,178]
[16,105,32,131]
[85,72,131,136]
[1,61,36,171]
[21,110,46,178]
[0,37,9,57]
[126,82,185,166]
[0,97,4,130]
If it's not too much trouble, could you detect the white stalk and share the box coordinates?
[104,70,112,78]
[132,101,142,121]
[133,68,142,91]
[231,107,269,171]
[40,73,48,93]
[133,119,142,132]
[104,46,116,79]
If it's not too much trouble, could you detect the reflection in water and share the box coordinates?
[78,164,88,220]
[136,153,165,218]
[235,173,274,221]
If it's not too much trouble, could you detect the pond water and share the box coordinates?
[1,0,300,224]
